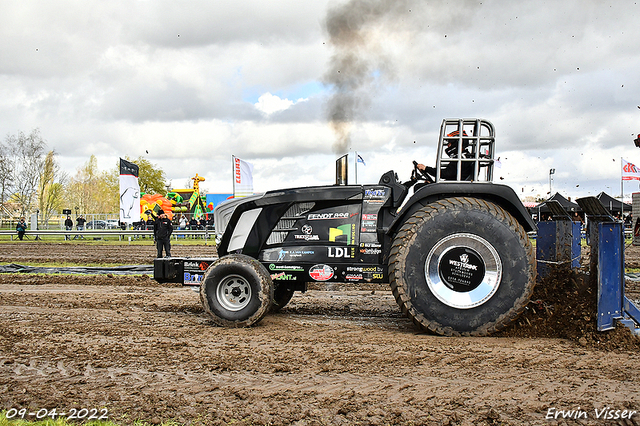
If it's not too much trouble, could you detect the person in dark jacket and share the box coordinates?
[153,212,173,258]
[64,215,73,240]
[16,217,27,241]
[74,215,86,239]
[76,215,86,230]
[189,217,199,238]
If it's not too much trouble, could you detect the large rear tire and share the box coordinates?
[200,254,273,327]
[389,197,535,336]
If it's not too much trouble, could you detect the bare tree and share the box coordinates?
[0,141,13,205]
[8,129,47,217]
[3,129,47,217]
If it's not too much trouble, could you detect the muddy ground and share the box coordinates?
[0,242,639,426]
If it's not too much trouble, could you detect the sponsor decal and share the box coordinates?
[308,212,350,220]
[262,248,317,262]
[360,242,381,248]
[362,214,378,221]
[364,198,384,205]
[328,247,354,258]
[344,266,385,280]
[361,266,384,273]
[277,249,315,261]
[359,248,382,255]
[448,254,478,271]
[439,247,485,291]
[269,264,304,271]
[361,215,377,232]
[271,272,297,281]
[329,224,354,244]
[309,264,334,281]
[184,261,210,271]
[294,234,320,241]
[345,274,363,281]
[294,223,319,239]
[184,272,204,284]
[364,189,387,198]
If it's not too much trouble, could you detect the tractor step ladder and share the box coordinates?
[577,196,640,334]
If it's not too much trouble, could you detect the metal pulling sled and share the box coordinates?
[576,196,640,334]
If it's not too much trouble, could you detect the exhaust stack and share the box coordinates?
[335,154,348,185]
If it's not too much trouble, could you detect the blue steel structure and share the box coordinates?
[536,200,581,280]
[576,196,640,334]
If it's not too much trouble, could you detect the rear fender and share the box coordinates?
[388,182,537,238]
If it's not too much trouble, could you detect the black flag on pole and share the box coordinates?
[119,158,140,224]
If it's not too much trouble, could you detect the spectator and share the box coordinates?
[74,215,86,239]
[188,217,198,239]
[16,217,27,241]
[64,215,73,240]
[179,215,187,230]
[199,217,207,230]
[153,211,173,258]
[76,215,86,230]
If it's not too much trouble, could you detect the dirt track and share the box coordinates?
[1,242,639,425]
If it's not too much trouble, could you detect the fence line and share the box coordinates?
[0,229,215,243]
[1,213,121,230]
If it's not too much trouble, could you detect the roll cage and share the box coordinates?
[434,118,496,183]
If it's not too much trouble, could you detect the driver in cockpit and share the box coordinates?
[416,130,474,183]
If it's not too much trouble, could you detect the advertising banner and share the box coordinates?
[119,158,140,224]
[233,156,254,197]
[622,158,640,181]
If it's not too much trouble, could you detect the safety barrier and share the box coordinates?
[576,196,640,334]
[0,229,214,243]
[535,200,581,279]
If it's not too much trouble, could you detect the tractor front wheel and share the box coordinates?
[200,254,273,327]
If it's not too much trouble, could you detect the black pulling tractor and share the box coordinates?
[155,118,537,336]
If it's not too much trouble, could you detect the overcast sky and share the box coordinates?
[2,0,640,201]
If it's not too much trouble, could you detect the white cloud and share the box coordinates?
[254,93,304,115]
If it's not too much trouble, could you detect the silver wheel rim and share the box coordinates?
[216,274,251,311]
[425,233,502,309]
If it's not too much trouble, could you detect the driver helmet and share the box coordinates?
[444,130,469,157]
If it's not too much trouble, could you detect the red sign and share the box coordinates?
[622,158,640,181]
[234,158,241,184]
[309,264,334,281]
